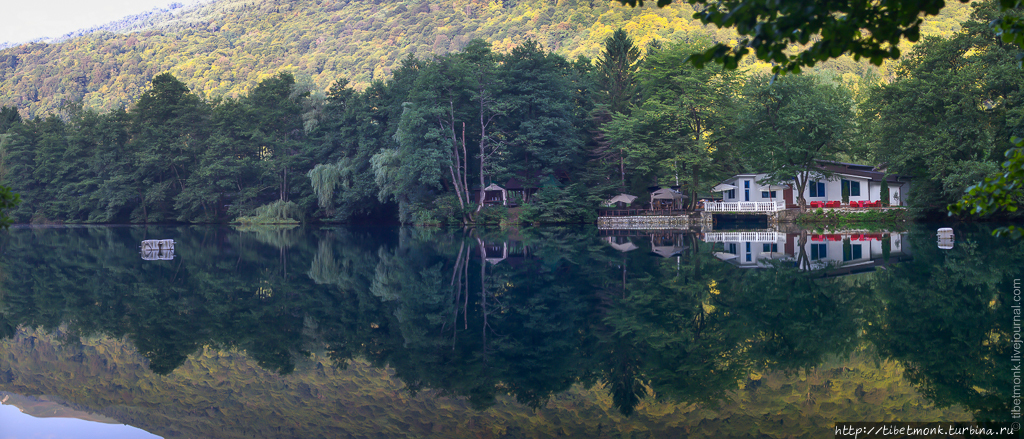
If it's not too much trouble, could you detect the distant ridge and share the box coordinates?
[0,1,209,50]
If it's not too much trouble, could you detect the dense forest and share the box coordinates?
[0,0,974,119]
[0,1,1019,225]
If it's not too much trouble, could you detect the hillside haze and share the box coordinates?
[0,0,974,119]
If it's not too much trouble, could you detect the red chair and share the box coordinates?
[828,234,842,241]
[811,235,824,241]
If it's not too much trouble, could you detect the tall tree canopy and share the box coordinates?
[863,2,1024,215]
[736,74,855,210]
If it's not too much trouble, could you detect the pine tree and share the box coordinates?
[880,178,890,207]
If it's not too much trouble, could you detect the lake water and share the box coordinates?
[0,224,1019,438]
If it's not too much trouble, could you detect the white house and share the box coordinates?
[797,161,911,207]
[715,162,911,208]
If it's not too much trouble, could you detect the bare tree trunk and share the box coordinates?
[442,106,472,224]
[462,123,469,217]
[476,89,490,214]
[620,151,625,192]
[477,113,486,214]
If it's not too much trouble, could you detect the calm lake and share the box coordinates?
[0,223,1019,438]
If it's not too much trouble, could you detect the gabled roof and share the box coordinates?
[814,160,910,183]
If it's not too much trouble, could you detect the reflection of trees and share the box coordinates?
[0,224,1014,420]
[0,226,325,375]
[350,227,606,410]
[601,236,860,413]
[863,225,1023,422]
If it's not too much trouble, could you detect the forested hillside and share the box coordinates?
[0,0,974,119]
[1,1,1019,226]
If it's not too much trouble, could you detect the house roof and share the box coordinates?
[651,188,687,200]
[607,194,638,204]
[814,160,909,183]
[815,160,876,172]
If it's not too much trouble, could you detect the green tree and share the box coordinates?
[736,74,855,211]
[621,40,742,207]
[594,29,641,115]
[863,4,1024,216]
[498,40,585,193]
[592,29,642,192]
[950,143,1024,238]
[122,73,211,223]
[0,106,23,226]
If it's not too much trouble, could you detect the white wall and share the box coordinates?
[799,173,871,203]
[869,181,910,205]
[722,174,780,202]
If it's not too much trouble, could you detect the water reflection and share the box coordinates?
[0,224,1018,436]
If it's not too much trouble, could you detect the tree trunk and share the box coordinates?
[796,171,809,212]
[691,164,700,211]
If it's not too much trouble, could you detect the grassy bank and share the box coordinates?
[796,208,909,228]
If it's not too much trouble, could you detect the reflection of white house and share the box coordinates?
[715,161,911,207]
[482,240,531,265]
[706,231,787,267]
[706,232,910,273]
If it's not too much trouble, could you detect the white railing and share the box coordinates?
[704,201,785,212]
[704,232,780,243]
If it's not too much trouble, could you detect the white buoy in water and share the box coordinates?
[937,228,954,250]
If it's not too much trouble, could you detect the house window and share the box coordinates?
[727,189,735,199]
[744,181,750,188]
[810,181,825,197]
[762,243,778,252]
[810,243,827,260]
[761,191,777,198]
[728,243,737,254]
[841,180,862,197]
[843,244,863,261]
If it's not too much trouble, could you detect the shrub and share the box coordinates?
[519,184,597,224]
[475,205,508,225]
[233,200,302,225]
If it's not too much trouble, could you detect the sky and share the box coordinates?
[0,0,200,44]
[0,404,160,439]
